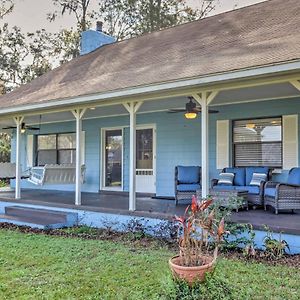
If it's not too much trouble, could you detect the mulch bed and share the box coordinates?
[1,222,299,268]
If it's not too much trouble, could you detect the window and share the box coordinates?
[136,128,153,170]
[36,133,76,166]
[233,117,282,168]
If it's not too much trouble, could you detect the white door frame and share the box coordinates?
[100,127,124,191]
[136,124,157,193]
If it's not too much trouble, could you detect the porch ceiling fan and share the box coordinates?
[168,96,219,119]
[2,122,40,133]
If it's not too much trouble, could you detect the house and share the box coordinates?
[0,0,300,252]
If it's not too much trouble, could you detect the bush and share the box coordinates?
[161,270,234,300]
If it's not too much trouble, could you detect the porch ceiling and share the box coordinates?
[210,82,300,106]
[0,81,299,131]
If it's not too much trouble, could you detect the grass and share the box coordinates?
[0,229,299,299]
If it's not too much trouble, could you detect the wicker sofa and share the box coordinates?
[264,167,300,214]
[211,167,271,206]
[174,166,201,205]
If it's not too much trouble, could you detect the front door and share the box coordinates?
[103,129,123,190]
[136,126,156,193]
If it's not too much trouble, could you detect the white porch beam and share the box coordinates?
[193,92,218,198]
[71,108,86,205]
[290,80,300,92]
[13,116,24,199]
[123,101,143,211]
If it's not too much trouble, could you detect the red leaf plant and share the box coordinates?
[174,195,228,267]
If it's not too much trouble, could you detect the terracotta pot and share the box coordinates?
[169,255,216,284]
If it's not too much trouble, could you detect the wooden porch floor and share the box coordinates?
[0,189,299,235]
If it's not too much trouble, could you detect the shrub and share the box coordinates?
[161,271,234,300]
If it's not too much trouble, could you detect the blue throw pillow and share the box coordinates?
[250,173,267,186]
[218,173,234,186]
[245,167,269,186]
[225,168,245,186]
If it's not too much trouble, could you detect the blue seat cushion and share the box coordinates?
[265,187,276,198]
[287,168,300,185]
[224,168,245,186]
[212,185,236,191]
[177,166,200,184]
[235,185,260,195]
[245,167,269,186]
[177,184,201,192]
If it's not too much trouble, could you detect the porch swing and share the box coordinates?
[28,164,86,186]
[0,162,29,180]
[26,116,86,186]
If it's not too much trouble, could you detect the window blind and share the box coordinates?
[233,117,282,168]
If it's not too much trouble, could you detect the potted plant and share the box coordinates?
[169,195,227,284]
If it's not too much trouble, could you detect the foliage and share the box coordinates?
[48,0,93,31]
[0,179,8,187]
[51,29,81,63]
[0,0,13,19]
[0,132,11,162]
[97,0,195,40]
[222,222,256,251]
[0,23,54,91]
[263,226,290,259]
[174,196,227,266]
[97,0,218,41]
[162,270,234,300]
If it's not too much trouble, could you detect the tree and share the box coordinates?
[48,0,93,32]
[0,0,13,19]
[197,0,218,19]
[98,0,139,41]
[51,29,81,63]
[97,0,198,40]
[0,132,11,162]
[135,0,198,36]
[0,24,28,91]
[98,0,219,41]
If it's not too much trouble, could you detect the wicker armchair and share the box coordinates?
[264,168,300,214]
[175,166,201,205]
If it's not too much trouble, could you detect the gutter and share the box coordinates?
[0,60,300,116]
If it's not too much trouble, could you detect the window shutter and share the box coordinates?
[26,135,34,168]
[80,131,86,165]
[216,120,229,169]
[283,115,298,170]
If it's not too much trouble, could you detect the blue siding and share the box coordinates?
[10,97,300,197]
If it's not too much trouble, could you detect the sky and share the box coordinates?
[3,0,267,33]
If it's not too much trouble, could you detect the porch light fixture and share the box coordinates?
[20,123,26,134]
[185,112,197,119]
[184,99,198,119]
[90,107,96,110]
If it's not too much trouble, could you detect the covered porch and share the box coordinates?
[2,72,300,207]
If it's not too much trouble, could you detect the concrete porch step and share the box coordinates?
[0,206,78,229]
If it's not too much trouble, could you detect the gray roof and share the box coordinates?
[1,0,300,110]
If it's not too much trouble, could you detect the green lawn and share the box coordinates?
[0,229,299,300]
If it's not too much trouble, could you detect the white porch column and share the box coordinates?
[123,101,143,211]
[72,108,86,205]
[193,91,218,198]
[13,116,24,199]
